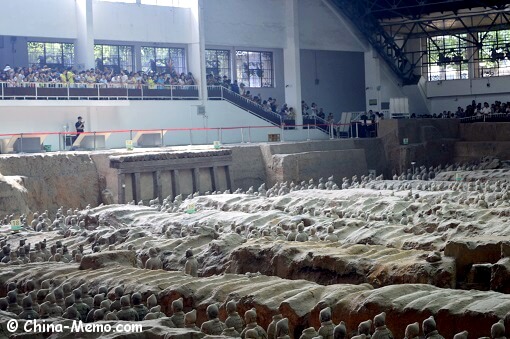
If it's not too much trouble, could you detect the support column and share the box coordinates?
[132,172,141,203]
[75,0,95,70]
[192,168,201,193]
[133,42,143,73]
[210,166,219,191]
[467,35,477,79]
[364,47,383,112]
[153,171,162,203]
[118,173,126,204]
[225,165,234,191]
[284,0,303,127]
[188,0,207,100]
[171,170,181,198]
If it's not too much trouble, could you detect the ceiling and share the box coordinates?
[365,0,510,20]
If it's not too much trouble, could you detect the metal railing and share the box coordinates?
[207,86,284,126]
[0,82,199,100]
[0,122,370,154]
[460,113,510,123]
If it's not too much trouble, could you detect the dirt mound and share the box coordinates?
[227,240,454,288]
[2,264,509,338]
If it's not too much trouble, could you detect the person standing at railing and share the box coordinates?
[147,76,155,89]
[310,102,318,116]
[302,101,310,117]
[67,68,75,85]
[482,102,491,116]
[73,116,85,144]
[86,71,96,88]
[98,75,108,87]
[318,108,325,119]
[156,75,165,89]
[60,70,68,84]
[287,107,296,120]
[231,80,240,94]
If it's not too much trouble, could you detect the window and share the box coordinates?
[236,50,273,87]
[94,44,133,73]
[476,29,510,77]
[141,47,186,74]
[28,42,74,69]
[426,35,468,81]
[98,0,136,3]
[206,49,230,78]
[141,0,193,7]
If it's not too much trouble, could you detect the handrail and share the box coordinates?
[0,125,288,138]
[0,121,377,153]
[208,85,283,126]
[0,82,199,100]
[0,81,194,90]
[348,111,365,122]
[459,113,510,123]
[0,123,359,138]
[0,122,363,140]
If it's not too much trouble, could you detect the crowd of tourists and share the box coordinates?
[0,64,196,88]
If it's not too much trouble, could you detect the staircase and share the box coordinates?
[207,86,330,136]
[303,116,330,135]
[207,86,282,126]
[330,0,421,85]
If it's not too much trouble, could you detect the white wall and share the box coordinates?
[0,100,328,151]
[203,0,286,48]
[0,37,29,68]
[364,47,430,115]
[0,0,366,52]
[0,0,78,39]
[93,2,192,43]
[301,49,365,120]
[427,76,510,113]
[203,0,366,51]
[0,0,371,110]
[298,0,365,52]
[364,48,404,112]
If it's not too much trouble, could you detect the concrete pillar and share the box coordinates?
[75,0,95,70]
[118,173,126,204]
[188,0,207,101]
[467,35,476,78]
[364,47,382,112]
[171,170,180,198]
[133,42,143,73]
[132,172,141,202]
[153,171,162,203]
[210,166,219,191]
[192,168,201,193]
[284,0,303,126]
[225,165,233,191]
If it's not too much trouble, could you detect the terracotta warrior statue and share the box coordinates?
[200,304,227,335]
[318,307,336,339]
[241,308,268,339]
[170,297,185,328]
[225,300,245,334]
[404,322,419,339]
[423,316,444,339]
[371,312,393,339]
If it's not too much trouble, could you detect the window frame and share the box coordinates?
[27,41,75,69]
[425,34,468,81]
[475,29,510,78]
[205,49,231,79]
[94,44,134,73]
[97,0,137,3]
[140,46,187,75]
[235,50,274,88]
